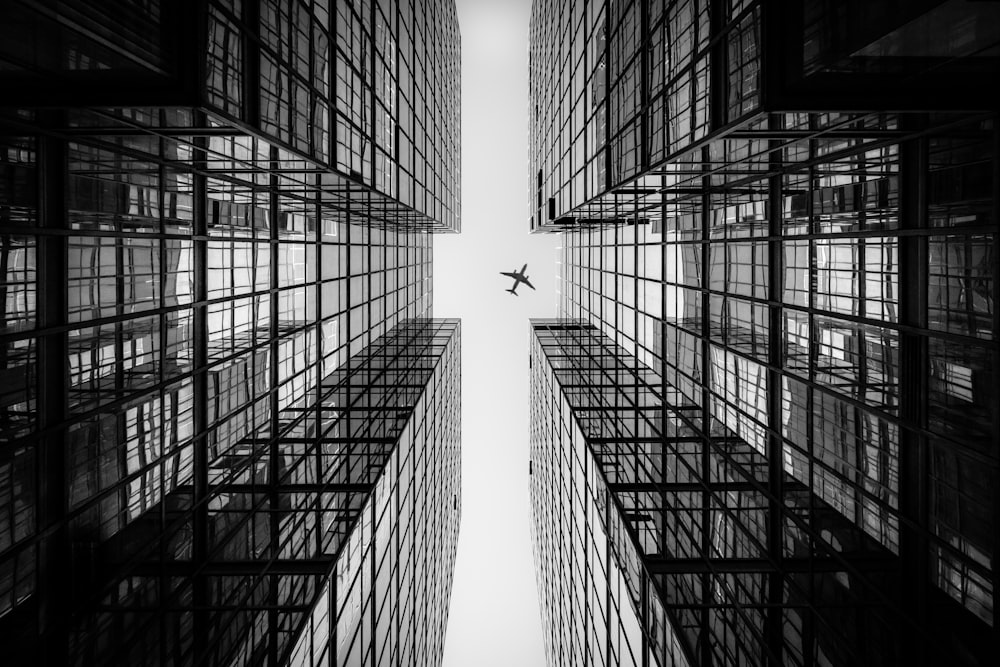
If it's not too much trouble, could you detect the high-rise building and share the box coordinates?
[0,1,461,664]
[529,1,998,665]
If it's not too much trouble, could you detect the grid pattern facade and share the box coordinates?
[0,1,461,664]
[282,319,461,667]
[0,0,461,232]
[530,321,691,667]
[552,113,999,667]
[530,1,998,665]
[529,0,761,230]
[529,0,1000,231]
[217,0,462,231]
[50,318,458,667]
[530,320,922,666]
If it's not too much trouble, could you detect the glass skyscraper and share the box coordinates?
[0,1,461,665]
[529,1,998,665]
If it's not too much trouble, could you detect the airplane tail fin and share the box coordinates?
[507,288,518,296]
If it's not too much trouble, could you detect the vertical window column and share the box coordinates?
[36,119,69,662]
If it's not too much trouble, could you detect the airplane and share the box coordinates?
[500,263,535,296]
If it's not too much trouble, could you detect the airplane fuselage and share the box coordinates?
[500,263,535,295]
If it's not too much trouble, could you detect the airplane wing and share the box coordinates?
[523,276,535,290]
[500,271,518,279]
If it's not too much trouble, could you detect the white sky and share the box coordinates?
[433,0,558,664]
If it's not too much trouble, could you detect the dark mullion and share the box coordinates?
[368,0,377,188]
[311,181,324,567]
[368,475,377,667]
[898,112,930,666]
[36,116,69,667]
[267,141,281,667]
[114,194,126,418]
[365,220,372,364]
[394,1,401,206]
[603,0,611,196]
[698,143,712,667]
[393,380,402,667]
[765,112,785,667]
[244,0,261,129]
[639,0,650,176]
[803,111,819,667]
[155,116,174,663]
[710,0,728,134]
[156,128,170,650]
[960,234,978,336]
[991,117,1000,655]
[853,124,873,544]
[190,109,210,662]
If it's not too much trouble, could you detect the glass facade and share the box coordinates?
[529,1,998,666]
[0,0,461,232]
[0,1,461,665]
[529,0,1000,231]
[530,321,691,667]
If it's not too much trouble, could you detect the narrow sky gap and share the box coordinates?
[435,0,555,663]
